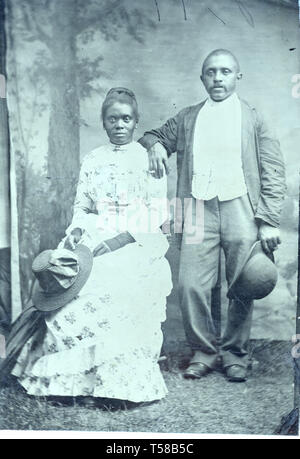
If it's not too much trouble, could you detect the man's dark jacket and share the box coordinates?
[139,98,286,229]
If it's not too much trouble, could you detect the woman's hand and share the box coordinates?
[258,222,281,254]
[64,228,83,250]
[148,143,169,179]
[93,242,111,257]
[93,233,135,257]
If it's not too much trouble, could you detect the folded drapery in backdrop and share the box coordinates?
[0,0,12,330]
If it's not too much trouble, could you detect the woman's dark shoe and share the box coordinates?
[225,365,247,382]
[46,396,75,407]
[183,362,212,379]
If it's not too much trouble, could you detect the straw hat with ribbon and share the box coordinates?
[32,245,93,312]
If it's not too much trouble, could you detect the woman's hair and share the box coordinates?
[101,87,139,122]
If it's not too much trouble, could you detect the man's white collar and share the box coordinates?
[207,92,239,107]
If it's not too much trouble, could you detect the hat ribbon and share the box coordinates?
[48,249,80,289]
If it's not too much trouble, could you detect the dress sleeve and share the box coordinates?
[126,172,169,250]
[146,173,169,228]
[65,159,98,237]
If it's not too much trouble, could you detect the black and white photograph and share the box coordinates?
[0,0,299,438]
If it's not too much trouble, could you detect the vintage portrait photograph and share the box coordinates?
[0,0,299,439]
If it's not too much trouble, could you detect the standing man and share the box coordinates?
[139,49,286,382]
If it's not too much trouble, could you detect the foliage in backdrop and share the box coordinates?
[6,0,299,340]
[7,0,155,305]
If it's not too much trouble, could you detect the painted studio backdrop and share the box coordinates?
[5,0,300,348]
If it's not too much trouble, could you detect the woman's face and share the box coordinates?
[103,102,137,145]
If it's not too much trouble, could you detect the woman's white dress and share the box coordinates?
[12,142,172,403]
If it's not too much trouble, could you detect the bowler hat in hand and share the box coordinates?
[228,241,278,301]
[32,245,93,312]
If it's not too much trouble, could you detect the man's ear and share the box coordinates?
[237,73,243,80]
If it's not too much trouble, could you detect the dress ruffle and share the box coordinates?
[13,337,168,402]
[13,245,172,402]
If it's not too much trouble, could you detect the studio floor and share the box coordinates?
[0,340,296,436]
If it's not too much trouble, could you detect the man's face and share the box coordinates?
[201,54,242,102]
[103,102,137,145]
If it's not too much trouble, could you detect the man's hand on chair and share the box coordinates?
[148,142,169,179]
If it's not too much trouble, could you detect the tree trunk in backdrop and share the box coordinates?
[40,0,80,251]
[6,0,156,304]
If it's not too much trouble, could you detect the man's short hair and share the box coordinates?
[202,49,240,73]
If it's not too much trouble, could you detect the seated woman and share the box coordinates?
[11,88,172,406]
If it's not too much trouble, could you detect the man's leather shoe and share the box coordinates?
[225,365,247,382]
[183,362,211,379]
